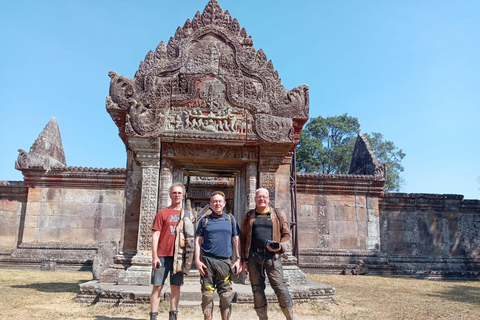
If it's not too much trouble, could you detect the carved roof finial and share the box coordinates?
[348,134,386,179]
[15,117,67,171]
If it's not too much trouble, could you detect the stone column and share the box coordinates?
[245,162,257,210]
[158,158,174,209]
[118,137,160,285]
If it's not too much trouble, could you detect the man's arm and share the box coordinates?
[231,235,242,274]
[152,230,161,269]
[194,236,207,276]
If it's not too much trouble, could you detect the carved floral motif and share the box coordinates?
[162,143,257,160]
[106,0,309,144]
[138,166,159,251]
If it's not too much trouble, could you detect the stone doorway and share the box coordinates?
[162,142,259,225]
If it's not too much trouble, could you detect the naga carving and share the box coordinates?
[106,0,309,146]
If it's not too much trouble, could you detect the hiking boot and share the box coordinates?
[149,312,158,320]
[169,310,178,320]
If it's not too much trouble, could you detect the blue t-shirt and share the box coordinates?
[196,212,241,259]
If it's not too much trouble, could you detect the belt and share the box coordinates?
[201,250,228,260]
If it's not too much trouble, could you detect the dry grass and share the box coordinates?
[0,269,479,319]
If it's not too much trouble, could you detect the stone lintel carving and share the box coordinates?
[106,0,308,150]
[16,117,67,171]
[348,134,386,180]
[188,187,234,200]
[162,142,258,162]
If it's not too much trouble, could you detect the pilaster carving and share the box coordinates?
[128,138,160,254]
[259,172,276,206]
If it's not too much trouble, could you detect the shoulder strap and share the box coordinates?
[272,208,280,221]
[227,213,234,231]
[204,212,235,229]
[203,214,211,228]
[246,209,255,218]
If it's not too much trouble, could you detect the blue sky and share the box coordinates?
[1,0,479,199]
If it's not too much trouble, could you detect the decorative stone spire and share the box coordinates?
[348,134,386,179]
[15,117,67,171]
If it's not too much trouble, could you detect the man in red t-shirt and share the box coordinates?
[150,182,191,320]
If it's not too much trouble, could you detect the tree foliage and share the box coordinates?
[363,132,406,192]
[296,114,406,192]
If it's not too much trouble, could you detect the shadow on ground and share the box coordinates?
[427,284,480,306]
[11,280,88,293]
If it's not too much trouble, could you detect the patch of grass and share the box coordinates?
[0,269,479,319]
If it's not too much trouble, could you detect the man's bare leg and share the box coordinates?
[170,284,181,310]
[150,285,164,312]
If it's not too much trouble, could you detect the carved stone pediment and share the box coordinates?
[15,117,67,171]
[348,134,386,180]
[107,0,308,147]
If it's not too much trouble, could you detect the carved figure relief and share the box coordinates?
[106,0,309,145]
[162,143,258,161]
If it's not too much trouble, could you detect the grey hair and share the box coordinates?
[169,182,185,194]
[255,188,269,197]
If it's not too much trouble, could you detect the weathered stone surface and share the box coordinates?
[15,117,67,171]
[93,241,118,280]
[348,133,386,180]
[107,0,308,147]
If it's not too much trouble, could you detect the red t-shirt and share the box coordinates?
[152,207,181,257]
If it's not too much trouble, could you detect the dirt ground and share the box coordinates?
[0,269,479,319]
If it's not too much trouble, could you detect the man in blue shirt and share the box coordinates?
[194,191,242,320]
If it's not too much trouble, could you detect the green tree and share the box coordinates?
[296,113,360,174]
[296,114,405,192]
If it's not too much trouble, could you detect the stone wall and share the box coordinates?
[380,193,480,276]
[0,167,126,270]
[0,181,27,252]
[21,187,124,245]
[296,173,389,274]
[295,174,480,276]
[2,168,480,277]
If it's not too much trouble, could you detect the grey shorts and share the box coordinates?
[151,256,184,286]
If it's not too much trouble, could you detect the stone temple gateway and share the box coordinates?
[1,0,479,307]
[97,0,322,299]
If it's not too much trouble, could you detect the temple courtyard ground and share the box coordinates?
[0,268,478,319]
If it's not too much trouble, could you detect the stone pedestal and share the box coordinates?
[282,251,308,286]
[117,254,152,285]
